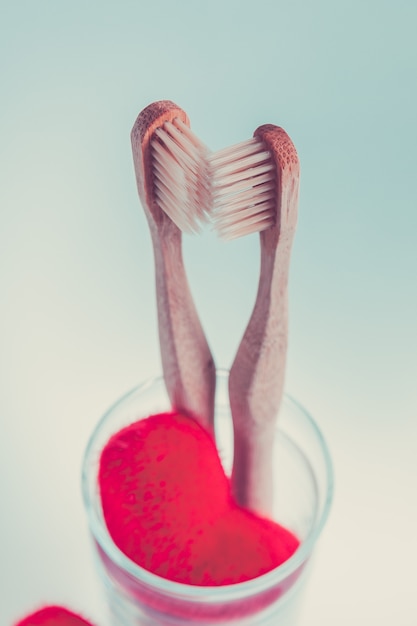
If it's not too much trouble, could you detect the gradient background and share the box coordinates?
[1,1,416,624]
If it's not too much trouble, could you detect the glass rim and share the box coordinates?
[81,369,334,602]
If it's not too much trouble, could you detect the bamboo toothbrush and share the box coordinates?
[131,100,216,435]
[210,125,300,515]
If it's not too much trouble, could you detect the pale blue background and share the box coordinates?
[1,1,416,624]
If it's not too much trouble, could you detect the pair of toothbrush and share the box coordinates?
[131,101,299,516]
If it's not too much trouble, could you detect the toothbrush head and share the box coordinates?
[210,125,299,242]
[131,100,210,234]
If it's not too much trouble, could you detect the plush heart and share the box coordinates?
[99,411,299,586]
[15,606,94,626]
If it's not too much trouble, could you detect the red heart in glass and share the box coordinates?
[99,411,299,586]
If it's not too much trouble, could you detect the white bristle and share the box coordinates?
[209,137,261,163]
[151,118,210,233]
[208,138,276,240]
[151,124,276,240]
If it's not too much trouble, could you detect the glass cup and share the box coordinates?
[82,370,333,625]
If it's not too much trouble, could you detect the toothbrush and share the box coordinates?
[210,125,300,515]
[131,100,216,436]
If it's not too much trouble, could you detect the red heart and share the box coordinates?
[15,606,94,626]
[99,411,299,585]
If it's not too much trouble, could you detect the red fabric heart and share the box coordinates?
[99,411,299,586]
[15,606,94,626]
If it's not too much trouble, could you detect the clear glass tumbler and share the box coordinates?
[82,370,333,625]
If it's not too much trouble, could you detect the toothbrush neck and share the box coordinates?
[258,233,294,302]
[152,223,182,257]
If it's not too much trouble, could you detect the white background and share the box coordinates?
[1,1,416,624]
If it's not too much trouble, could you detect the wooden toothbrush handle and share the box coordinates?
[229,241,293,515]
[152,228,216,436]
[229,124,300,515]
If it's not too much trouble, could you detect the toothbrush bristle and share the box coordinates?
[151,118,210,233]
[209,138,276,240]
